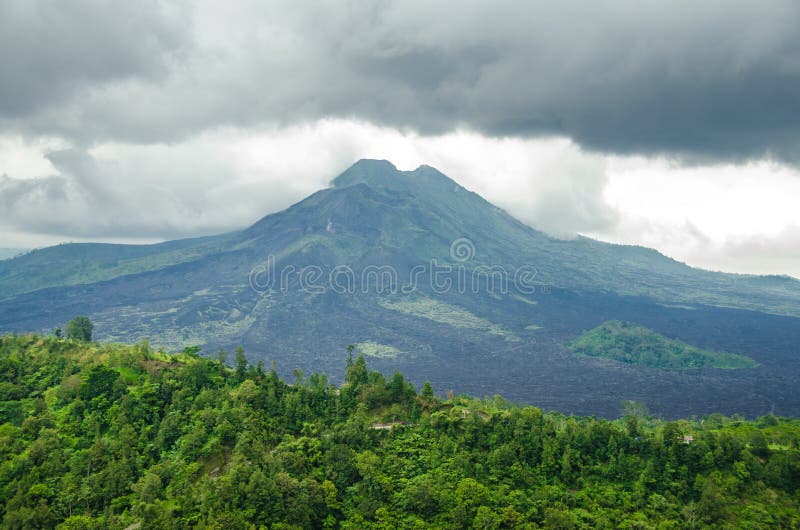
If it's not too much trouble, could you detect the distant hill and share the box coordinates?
[1,160,800,417]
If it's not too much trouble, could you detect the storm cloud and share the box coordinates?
[2,1,800,277]
[2,0,799,162]
[0,1,188,119]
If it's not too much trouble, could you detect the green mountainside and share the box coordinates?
[1,334,798,528]
[2,160,800,312]
[0,235,233,301]
[569,321,759,370]
[2,160,800,418]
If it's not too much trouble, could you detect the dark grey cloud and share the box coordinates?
[2,0,800,163]
[0,173,68,208]
[0,0,188,120]
[0,172,73,237]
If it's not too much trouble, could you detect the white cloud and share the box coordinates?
[0,135,66,179]
[591,158,800,276]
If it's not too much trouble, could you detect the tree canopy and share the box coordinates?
[0,333,798,528]
[65,316,93,342]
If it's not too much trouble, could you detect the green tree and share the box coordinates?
[182,345,201,356]
[421,381,435,402]
[216,348,228,377]
[389,371,407,403]
[234,346,248,382]
[79,364,120,402]
[345,355,368,388]
[66,316,93,341]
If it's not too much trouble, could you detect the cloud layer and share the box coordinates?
[3,0,800,162]
[0,123,615,244]
[2,1,800,277]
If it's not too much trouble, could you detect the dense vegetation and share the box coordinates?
[65,317,93,343]
[1,334,798,529]
[569,321,758,370]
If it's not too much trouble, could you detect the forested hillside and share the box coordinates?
[1,334,798,529]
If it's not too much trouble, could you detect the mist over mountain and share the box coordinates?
[2,160,800,418]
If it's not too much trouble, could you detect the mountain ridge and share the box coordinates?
[3,159,797,306]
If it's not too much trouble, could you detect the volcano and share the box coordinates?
[2,159,800,417]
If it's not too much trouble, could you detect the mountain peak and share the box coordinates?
[332,159,398,188]
[332,159,461,195]
[355,158,397,170]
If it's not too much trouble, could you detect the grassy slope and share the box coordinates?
[0,234,234,300]
[569,320,758,369]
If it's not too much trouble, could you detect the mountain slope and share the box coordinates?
[1,159,800,418]
[0,234,235,300]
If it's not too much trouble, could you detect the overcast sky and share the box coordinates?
[2,0,800,276]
